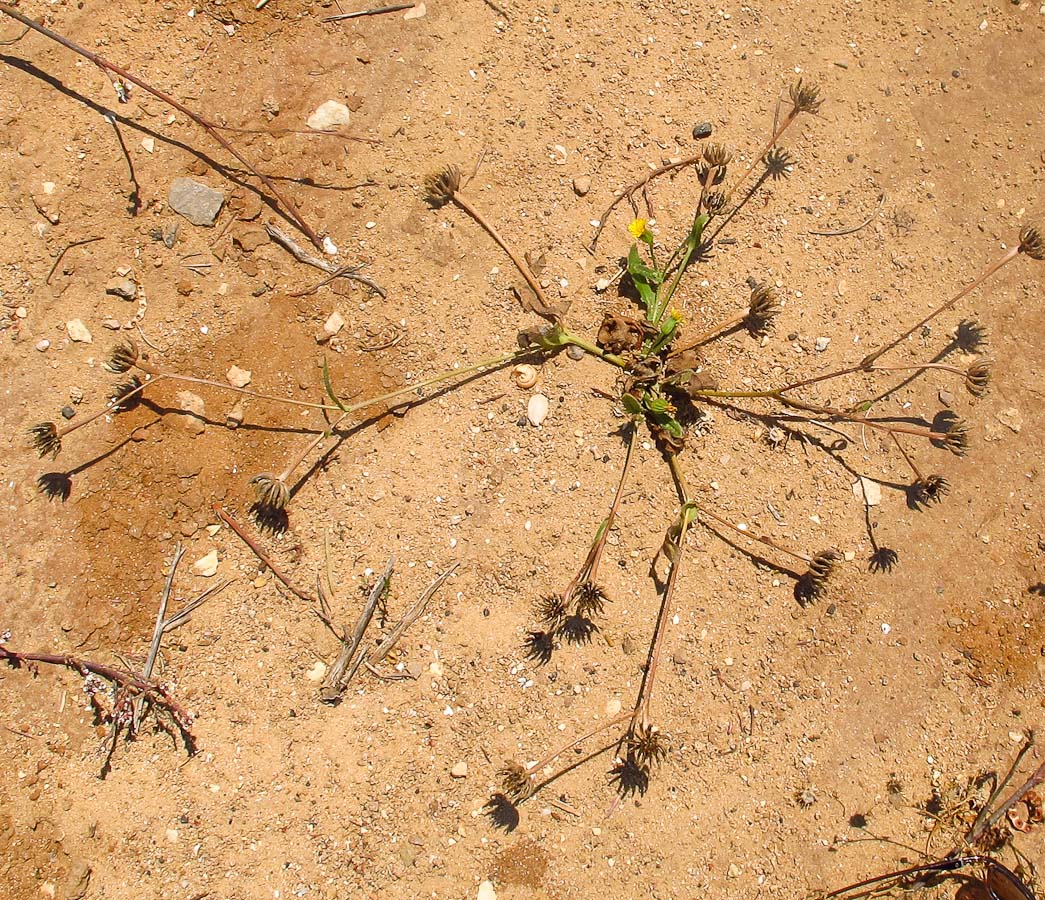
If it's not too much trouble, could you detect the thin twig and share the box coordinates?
[0,2,323,248]
[809,193,885,237]
[133,544,185,731]
[45,236,103,284]
[323,3,414,21]
[319,557,394,702]
[266,223,386,297]
[214,505,317,604]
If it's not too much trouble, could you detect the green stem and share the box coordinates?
[560,332,628,368]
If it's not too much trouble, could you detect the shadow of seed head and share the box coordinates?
[108,376,144,412]
[942,418,970,456]
[869,547,899,573]
[498,761,535,804]
[423,166,461,208]
[249,473,290,510]
[103,337,140,374]
[789,78,823,115]
[746,281,781,334]
[523,630,555,665]
[1018,224,1044,260]
[28,422,61,459]
[765,146,796,180]
[964,359,991,397]
[37,472,72,502]
[955,318,989,353]
[912,474,950,508]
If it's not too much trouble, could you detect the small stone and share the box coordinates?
[61,406,75,420]
[527,393,549,427]
[191,550,219,577]
[323,311,345,336]
[176,390,206,435]
[307,100,351,130]
[176,280,194,296]
[206,524,222,537]
[403,1,426,18]
[692,121,713,139]
[306,661,328,682]
[843,550,857,562]
[141,137,155,153]
[605,698,622,715]
[226,398,246,428]
[169,177,225,226]
[60,860,91,900]
[938,390,954,408]
[450,761,468,778]
[997,407,1023,433]
[66,319,92,343]
[226,365,252,388]
[852,477,881,507]
[232,225,269,252]
[105,277,137,301]
[102,319,122,330]
[566,345,585,361]
[814,336,831,352]
[35,339,50,351]
[165,828,179,843]
[572,175,591,196]
[477,881,497,900]
[15,306,27,318]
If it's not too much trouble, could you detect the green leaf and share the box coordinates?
[687,212,710,247]
[627,245,663,286]
[322,357,348,412]
[621,393,643,416]
[645,396,671,415]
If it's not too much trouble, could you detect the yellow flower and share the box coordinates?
[670,307,684,323]
[628,218,649,239]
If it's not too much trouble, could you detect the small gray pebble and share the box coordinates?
[951,69,961,78]
[692,122,713,140]
[566,345,585,361]
[61,406,75,420]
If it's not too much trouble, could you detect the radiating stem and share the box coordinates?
[524,711,631,778]
[668,310,747,357]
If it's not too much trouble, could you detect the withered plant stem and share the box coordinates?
[449,190,552,314]
[0,2,323,249]
[859,245,1020,369]
[729,108,800,204]
[523,711,632,780]
[132,365,346,412]
[668,309,748,357]
[889,432,923,482]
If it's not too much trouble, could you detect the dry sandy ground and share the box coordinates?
[1,0,1044,898]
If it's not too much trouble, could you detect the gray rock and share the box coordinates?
[307,100,351,130]
[692,122,713,139]
[105,277,137,301]
[168,178,224,226]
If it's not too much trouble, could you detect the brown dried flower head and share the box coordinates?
[629,723,668,771]
[1018,224,1044,260]
[423,166,461,208]
[789,78,823,115]
[498,761,535,803]
[28,422,61,459]
[103,337,140,374]
[597,313,646,355]
[702,142,732,169]
[108,375,144,412]
[746,281,781,333]
[913,474,950,506]
[574,582,608,619]
[534,593,569,631]
[803,549,841,600]
[964,359,991,398]
[942,418,970,456]
[250,473,290,510]
[702,189,730,216]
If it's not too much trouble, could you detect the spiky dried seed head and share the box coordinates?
[629,723,668,771]
[575,582,608,619]
[965,359,992,398]
[498,761,535,803]
[747,281,781,333]
[108,375,144,412]
[804,549,841,600]
[423,166,461,207]
[1018,224,1045,260]
[534,593,569,631]
[789,78,823,115]
[249,473,290,510]
[28,422,61,459]
[942,418,970,456]
[103,337,140,374]
[702,189,730,216]
[913,474,950,506]
[702,142,732,169]
[796,786,819,808]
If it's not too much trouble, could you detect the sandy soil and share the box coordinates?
[1,0,1044,898]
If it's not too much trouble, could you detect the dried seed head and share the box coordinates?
[498,761,535,804]
[249,473,290,510]
[423,166,461,207]
[108,375,144,412]
[575,582,608,619]
[747,281,781,334]
[955,318,989,353]
[629,723,668,771]
[534,593,569,631]
[803,549,841,600]
[702,142,732,169]
[789,78,823,115]
[702,189,730,216]
[103,337,140,374]
[796,786,819,808]
[913,474,950,506]
[942,418,970,456]
[28,422,61,459]
[964,358,992,398]
[765,146,796,180]
[1018,224,1044,260]
[597,313,645,354]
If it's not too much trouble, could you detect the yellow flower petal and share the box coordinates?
[628,218,648,239]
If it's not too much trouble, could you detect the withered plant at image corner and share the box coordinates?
[22,79,1044,806]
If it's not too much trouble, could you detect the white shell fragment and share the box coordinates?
[477,882,497,900]
[191,550,219,577]
[852,476,881,507]
[512,364,538,389]
[527,393,549,427]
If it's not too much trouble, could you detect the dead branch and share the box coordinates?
[266,223,387,297]
[0,2,323,249]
